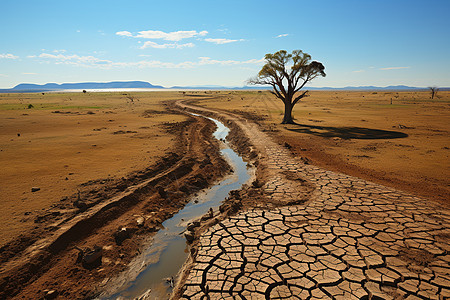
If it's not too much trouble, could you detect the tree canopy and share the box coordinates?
[249,50,325,124]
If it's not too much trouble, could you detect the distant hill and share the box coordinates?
[307,85,426,91]
[2,81,164,92]
[170,85,271,90]
[0,81,447,93]
[171,85,429,91]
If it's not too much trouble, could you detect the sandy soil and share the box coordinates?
[0,90,448,299]
[197,90,449,205]
[0,92,231,299]
[0,92,189,247]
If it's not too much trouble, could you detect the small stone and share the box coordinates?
[187,221,200,231]
[114,227,130,245]
[44,290,58,299]
[31,187,40,192]
[185,231,195,243]
[136,217,145,227]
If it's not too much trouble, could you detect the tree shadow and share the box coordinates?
[286,123,408,140]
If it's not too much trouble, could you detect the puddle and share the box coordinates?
[102,114,253,299]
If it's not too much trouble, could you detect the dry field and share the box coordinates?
[1,90,448,249]
[0,91,187,247]
[195,90,450,205]
[0,89,449,298]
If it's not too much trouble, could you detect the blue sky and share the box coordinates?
[1,0,449,88]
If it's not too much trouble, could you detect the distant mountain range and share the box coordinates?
[1,81,163,93]
[0,81,446,93]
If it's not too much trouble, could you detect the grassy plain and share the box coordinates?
[196,90,450,204]
[0,91,186,247]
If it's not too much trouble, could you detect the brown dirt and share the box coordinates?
[1,90,448,299]
[0,92,231,299]
[195,90,450,206]
[0,92,187,247]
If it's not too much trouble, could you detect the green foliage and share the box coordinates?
[248,49,325,123]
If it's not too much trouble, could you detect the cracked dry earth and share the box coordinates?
[179,111,450,299]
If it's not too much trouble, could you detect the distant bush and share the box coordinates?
[27,104,34,109]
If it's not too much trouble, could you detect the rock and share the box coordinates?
[136,216,145,227]
[158,187,167,198]
[252,180,262,188]
[31,187,40,192]
[114,227,130,245]
[201,208,214,221]
[184,231,195,243]
[83,245,103,265]
[73,200,87,211]
[75,245,103,267]
[186,221,200,231]
[44,290,58,299]
[164,276,174,287]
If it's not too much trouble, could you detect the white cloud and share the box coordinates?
[116,31,132,37]
[0,74,8,77]
[37,53,112,66]
[276,34,289,38]
[140,41,195,49]
[52,49,66,53]
[204,38,244,44]
[352,70,365,73]
[22,72,37,75]
[379,66,410,70]
[0,53,19,59]
[198,57,264,66]
[117,30,208,41]
[30,52,264,69]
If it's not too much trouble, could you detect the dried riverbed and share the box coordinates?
[175,99,450,299]
[101,114,254,299]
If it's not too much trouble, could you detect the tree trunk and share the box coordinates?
[281,100,295,124]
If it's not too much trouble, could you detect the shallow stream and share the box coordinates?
[103,114,253,299]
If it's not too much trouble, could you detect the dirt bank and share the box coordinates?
[0,103,230,299]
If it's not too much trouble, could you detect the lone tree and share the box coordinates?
[429,86,439,99]
[248,50,325,124]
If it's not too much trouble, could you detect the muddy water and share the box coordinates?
[103,115,253,299]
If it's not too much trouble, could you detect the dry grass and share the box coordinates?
[197,90,450,204]
[0,91,186,246]
[1,89,448,247]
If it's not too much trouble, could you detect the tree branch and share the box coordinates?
[292,90,309,106]
[271,84,285,102]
